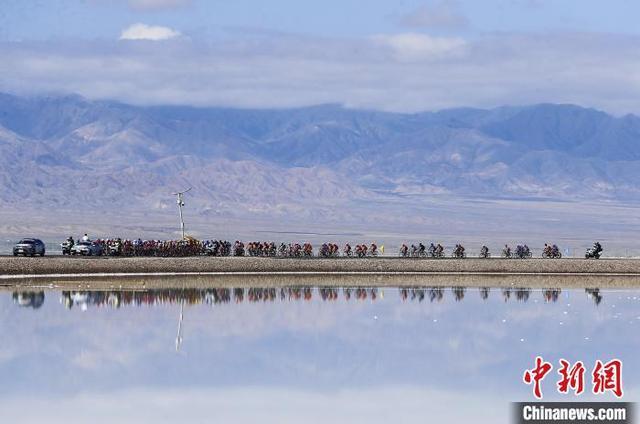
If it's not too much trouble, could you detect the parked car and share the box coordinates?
[13,238,46,256]
[71,241,103,256]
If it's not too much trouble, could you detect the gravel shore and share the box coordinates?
[2,256,640,289]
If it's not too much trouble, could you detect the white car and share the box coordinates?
[71,241,103,256]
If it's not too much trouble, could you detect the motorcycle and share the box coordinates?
[107,242,122,256]
[585,242,603,259]
[61,240,74,255]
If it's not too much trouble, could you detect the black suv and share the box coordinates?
[13,239,46,256]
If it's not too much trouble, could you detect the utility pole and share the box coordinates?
[172,187,192,240]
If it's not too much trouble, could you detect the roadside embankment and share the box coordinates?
[1,257,640,289]
[2,256,640,276]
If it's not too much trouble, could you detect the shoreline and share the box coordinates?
[1,256,640,275]
[2,257,640,289]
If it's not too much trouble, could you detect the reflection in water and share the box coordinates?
[10,287,608,310]
[57,287,381,309]
[586,288,603,305]
[502,288,512,302]
[515,288,530,302]
[480,287,490,300]
[2,283,638,424]
[452,286,466,302]
[12,291,45,309]
[543,289,561,303]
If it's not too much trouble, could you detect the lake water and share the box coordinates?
[1,284,637,423]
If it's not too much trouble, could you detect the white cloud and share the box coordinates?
[372,33,467,61]
[119,23,181,41]
[2,32,640,115]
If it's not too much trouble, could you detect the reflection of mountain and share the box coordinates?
[4,93,640,225]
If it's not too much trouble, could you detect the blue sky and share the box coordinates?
[1,1,640,113]
[2,0,640,40]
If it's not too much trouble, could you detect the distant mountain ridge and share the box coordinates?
[1,93,640,223]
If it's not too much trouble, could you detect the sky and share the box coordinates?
[1,0,640,113]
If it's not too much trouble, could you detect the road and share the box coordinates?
[1,256,640,289]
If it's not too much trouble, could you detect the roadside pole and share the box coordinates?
[172,187,192,240]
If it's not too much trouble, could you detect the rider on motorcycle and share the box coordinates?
[61,236,75,255]
[586,242,603,259]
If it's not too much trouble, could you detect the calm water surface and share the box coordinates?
[1,284,637,423]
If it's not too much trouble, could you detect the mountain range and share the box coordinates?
[1,92,640,237]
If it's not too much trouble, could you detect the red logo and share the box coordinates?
[523,357,623,399]
[592,359,623,398]
[523,356,553,399]
[557,359,585,395]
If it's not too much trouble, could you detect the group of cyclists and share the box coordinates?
[60,236,384,258]
[204,240,233,256]
[58,234,596,259]
[62,236,203,257]
[243,241,277,257]
[397,242,569,259]
[399,243,447,258]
